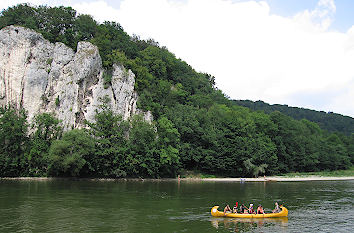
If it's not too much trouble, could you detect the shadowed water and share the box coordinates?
[0,179,353,232]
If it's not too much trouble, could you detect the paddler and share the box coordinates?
[257,204,264,214]
[248,204,255,214]
[224,204,232,215]
[240,204,248,213]
[272,202,280,213]
[232,202,238,213]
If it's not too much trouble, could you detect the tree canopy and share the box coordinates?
[0,4,353,178]
[234,100,354,136]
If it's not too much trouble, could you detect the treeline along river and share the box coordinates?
[1,4,353,180]
[0,179,353,232]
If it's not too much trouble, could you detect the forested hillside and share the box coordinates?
[233,100,354,135]
[0,4,353,178]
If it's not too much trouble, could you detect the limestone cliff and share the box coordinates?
[0,26,152,129]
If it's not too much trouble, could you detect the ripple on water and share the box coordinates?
[0,179,353,232]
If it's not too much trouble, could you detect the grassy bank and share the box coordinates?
[180,167,354,179]
[278,167,354,177]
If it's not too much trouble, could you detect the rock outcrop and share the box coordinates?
[0,26,152,129]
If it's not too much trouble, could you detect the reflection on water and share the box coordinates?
[211,217,288,232]
[0,179,353,232]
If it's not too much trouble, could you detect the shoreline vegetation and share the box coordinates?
[1,168,353,182]
[0,4,353,179]
[181,167,354,181]
[1,176,353,182]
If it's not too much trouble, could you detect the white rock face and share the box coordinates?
[0,26,152,129]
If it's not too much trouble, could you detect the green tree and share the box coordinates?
[0,106,29,177]
[156,117,180,176]
[86,98,129,177]
[243,158,268,178]
[127,115,159,177]
[26,113,62,176]
[91,21,138,63]
[36,5,77,47]
[0,4,37,30]
[347,134,354,164]
[165,104,205,170]
[74,14,97,41]
[319,134,351,170]
[270,111,299,173]
[47,129,95,177]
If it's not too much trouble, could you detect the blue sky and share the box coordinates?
[1,0,354,117]
[265,0,354,32]
[54,0,354,32]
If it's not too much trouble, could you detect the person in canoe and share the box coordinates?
[273,202,281,213]
[248,204,255,214]
[232,202,238,213]
[257,204,264,214]
[240,204,248,213]
[224,204,232,215]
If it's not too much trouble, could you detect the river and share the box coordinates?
[0,179,353,232]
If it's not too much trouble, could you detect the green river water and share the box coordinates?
[0,179,353,232]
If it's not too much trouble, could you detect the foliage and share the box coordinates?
[86,100,129,177]
[126,115,159,177]
[26,113,62,176]
[55,96,60,107]
[0,105,29,177]
[156,116,180,176]
[0,4,353,178]
[47,129,95,177]
[279,166,354,177]
[234,100,354,135]
[103,70,112,89]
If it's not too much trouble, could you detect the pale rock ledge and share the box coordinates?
[0,25,152,129]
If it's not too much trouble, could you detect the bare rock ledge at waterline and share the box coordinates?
[0,25,152,129]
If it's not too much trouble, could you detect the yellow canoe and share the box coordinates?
[211,205,288,218]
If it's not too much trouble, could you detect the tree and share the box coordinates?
[243,158,268,178]
[26,113,62,176]
[319,134,351,171]
[91,21,138,63]
[0,105,29,177]
[347,134,354,164]
[164,104,205,170]
[74,14,97,42]
[270,111,299,173]
[0,4,37,30]
[86,99,129,177]
[234,99,354,136]
[47,129,95,177]
[36,5,77,47]
[1,4,352,178]
[127,115,159,177]
[156,117,180,176]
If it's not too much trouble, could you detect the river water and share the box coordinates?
[0,179,353,232]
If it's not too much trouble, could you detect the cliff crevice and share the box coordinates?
[0,25,151,129]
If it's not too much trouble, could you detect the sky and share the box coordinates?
[1,0,354,118]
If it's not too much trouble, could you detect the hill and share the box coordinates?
[233,100,354,135]
[0,4,353,178]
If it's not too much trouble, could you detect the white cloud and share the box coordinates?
[111,0,354,117]
[293,0,336,31]
[1,0,354,117]
[0,0,43,10]
[72,0,120,22]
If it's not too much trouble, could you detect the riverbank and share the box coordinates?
[2,167,354,182]
[1,176,354,182]
[191,176,354,182]
[180,167,354,181]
